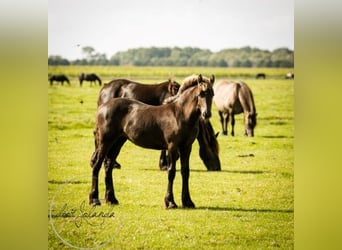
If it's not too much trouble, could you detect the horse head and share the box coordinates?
[168,78,180,96]
[245,112,257,137]
[197,120,221,171]
[196,74,215,121]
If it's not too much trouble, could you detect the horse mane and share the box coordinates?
[199,120,219,154]
[163,74,203,104]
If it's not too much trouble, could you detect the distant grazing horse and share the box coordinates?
[285,73,294,79]
[79,73,102,87]
[90,74,215,208]
[256,73,266,79]
[49,74,70,86]
[97,78,221,171]
[213,80,257,137]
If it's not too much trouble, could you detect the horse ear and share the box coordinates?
[197,74,203,84]
[210,74,215,84]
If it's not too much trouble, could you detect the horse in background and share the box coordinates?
[256,73,266,79]
[213,80,257,137]
[285,73,294,79]
[79,73,102,87]
[97,78,221,171]
[49,74,70,86]
[90,74,215,208]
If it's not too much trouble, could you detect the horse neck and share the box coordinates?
[246,93,256,114]
[174,87,200,123]
[238,84,256,115]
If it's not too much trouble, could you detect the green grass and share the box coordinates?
[48,65,293,81]
[48,69,294,249]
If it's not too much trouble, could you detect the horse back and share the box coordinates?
[98,79,171,106]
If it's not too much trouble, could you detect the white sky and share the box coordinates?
[48,0,294,60]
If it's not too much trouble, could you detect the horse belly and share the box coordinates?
[124,122,167,150]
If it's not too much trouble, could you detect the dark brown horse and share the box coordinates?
[49,74,70,86]
[213,80,257,137]
[90,74,215,208]
[97,78,180,105]
[79,73,102,87]
[97,78,221,171]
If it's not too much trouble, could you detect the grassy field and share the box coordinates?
[48,66,294,249]
[48,65,293,81]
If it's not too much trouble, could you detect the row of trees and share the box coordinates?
[48,46,294,68]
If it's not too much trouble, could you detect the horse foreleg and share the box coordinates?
[164,148,178,209]
[231,114,235,136]
[219,111,227,135]
[180,145,195,208]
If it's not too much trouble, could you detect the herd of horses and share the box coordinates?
[49,73,102,86]
[87,74,258,208]
[50,72,262,208]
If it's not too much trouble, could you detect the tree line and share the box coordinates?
[48,46,294,68]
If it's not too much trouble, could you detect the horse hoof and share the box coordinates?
[159,166,168,171]
[106,198,119,205]
[183,201,196,209]
[113,162,121,169]
[90,198,101,206]
[165,202,178,209]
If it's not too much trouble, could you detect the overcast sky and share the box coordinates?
[48,0,294,60]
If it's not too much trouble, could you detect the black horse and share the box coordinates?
[256,73,266,79]
[49,74,70,86]
[97,78,221,171]
[79,73,102,87]
[90,74,215,208]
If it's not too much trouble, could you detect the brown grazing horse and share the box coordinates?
[213,80,257,137]
[97,78,221,171]
[79,73,102,87]
[90,74,215,208]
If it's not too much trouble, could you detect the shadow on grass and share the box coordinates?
[261,135,293,139]
[140,169,266,174]
[48,180,88,185]
[196,206,293,213]
[191,169,266,174]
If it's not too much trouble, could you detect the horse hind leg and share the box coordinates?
[159,150,168,171]
[89,147,106,206]
[104,136,127,205]
[231,114,235,136]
